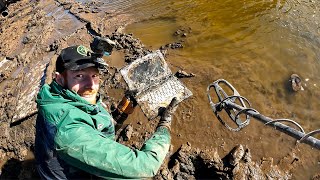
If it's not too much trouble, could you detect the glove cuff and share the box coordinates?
[157,122,171,131]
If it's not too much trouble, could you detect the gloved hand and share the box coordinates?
[157,97,179,130]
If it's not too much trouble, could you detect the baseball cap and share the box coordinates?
[56,45,108,73]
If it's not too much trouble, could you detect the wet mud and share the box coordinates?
[0,0,319,179]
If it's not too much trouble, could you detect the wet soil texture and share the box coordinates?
[0,0,319,179]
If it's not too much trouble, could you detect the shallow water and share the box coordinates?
[116,0,320,133]
[101,0,320,177]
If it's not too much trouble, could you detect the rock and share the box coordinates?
[228,144,245,166]
[175,172,195,180]
[159,168,173,180]
[120,124,133,141]
[201,149,223,171]
[22,36,31,44]
[175,70,195,78]
[0,122,9,139]
[174,29,183,36]
[170,42,183,49]
[290,74,304,91]
[312,173,320,180]
[171,160,180,175]
[180,161,195,174]
[47,41,59,52]
[115,26,125,34]
[243,148,252,163]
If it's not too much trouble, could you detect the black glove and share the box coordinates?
[157,97,179,130]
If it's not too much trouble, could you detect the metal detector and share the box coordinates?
[207,79,320,150]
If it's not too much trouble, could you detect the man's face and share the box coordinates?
[57,67,100,104]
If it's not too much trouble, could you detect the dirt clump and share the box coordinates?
[155,143,291,180]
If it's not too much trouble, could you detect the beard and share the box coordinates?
[78,89,98,104]
[78,89,98,96]
[57,72,99,104]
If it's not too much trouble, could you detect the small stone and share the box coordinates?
[22,36,31,44]
[160,169,169,176]
[175,70,195,78]
[290,74,303,91]
[174,30,182,36]
[122,124,133,141]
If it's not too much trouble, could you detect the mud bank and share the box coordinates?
[0,0,319,179]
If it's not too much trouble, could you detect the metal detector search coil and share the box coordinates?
[207,79,252,132]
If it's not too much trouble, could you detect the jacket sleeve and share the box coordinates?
[54,110,170,179]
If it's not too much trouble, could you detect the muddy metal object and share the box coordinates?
[290,74,304,91]
[207,79,320,150]
[121,51,192,119]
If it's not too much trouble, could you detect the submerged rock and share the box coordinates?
[290,74,304,91]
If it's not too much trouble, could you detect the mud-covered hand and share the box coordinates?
[157,97,179,130]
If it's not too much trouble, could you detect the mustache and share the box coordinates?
[79,89,98,96]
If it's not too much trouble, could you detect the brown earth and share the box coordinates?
[0,0,319,179]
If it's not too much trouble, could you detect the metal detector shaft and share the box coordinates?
[225,101,320,150]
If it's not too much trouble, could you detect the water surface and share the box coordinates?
[85,0,320,177]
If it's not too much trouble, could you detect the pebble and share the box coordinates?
[290,74,303,91]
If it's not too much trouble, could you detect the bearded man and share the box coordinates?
[34,45,178,179]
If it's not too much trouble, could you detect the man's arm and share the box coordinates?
[55,110,170,179]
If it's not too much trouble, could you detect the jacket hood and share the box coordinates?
[36,80,102,115]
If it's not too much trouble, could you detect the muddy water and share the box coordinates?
[101,0,320,178]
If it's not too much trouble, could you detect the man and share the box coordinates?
[35,45,178,179]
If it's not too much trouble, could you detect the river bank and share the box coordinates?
[0,0,319,179]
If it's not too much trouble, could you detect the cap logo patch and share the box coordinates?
[77,45,89,56]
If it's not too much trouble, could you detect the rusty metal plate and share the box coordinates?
[120,50,192,119]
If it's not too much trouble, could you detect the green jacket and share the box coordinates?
[35,80,170,179]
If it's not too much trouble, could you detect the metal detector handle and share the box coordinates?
[225,101,320,150]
